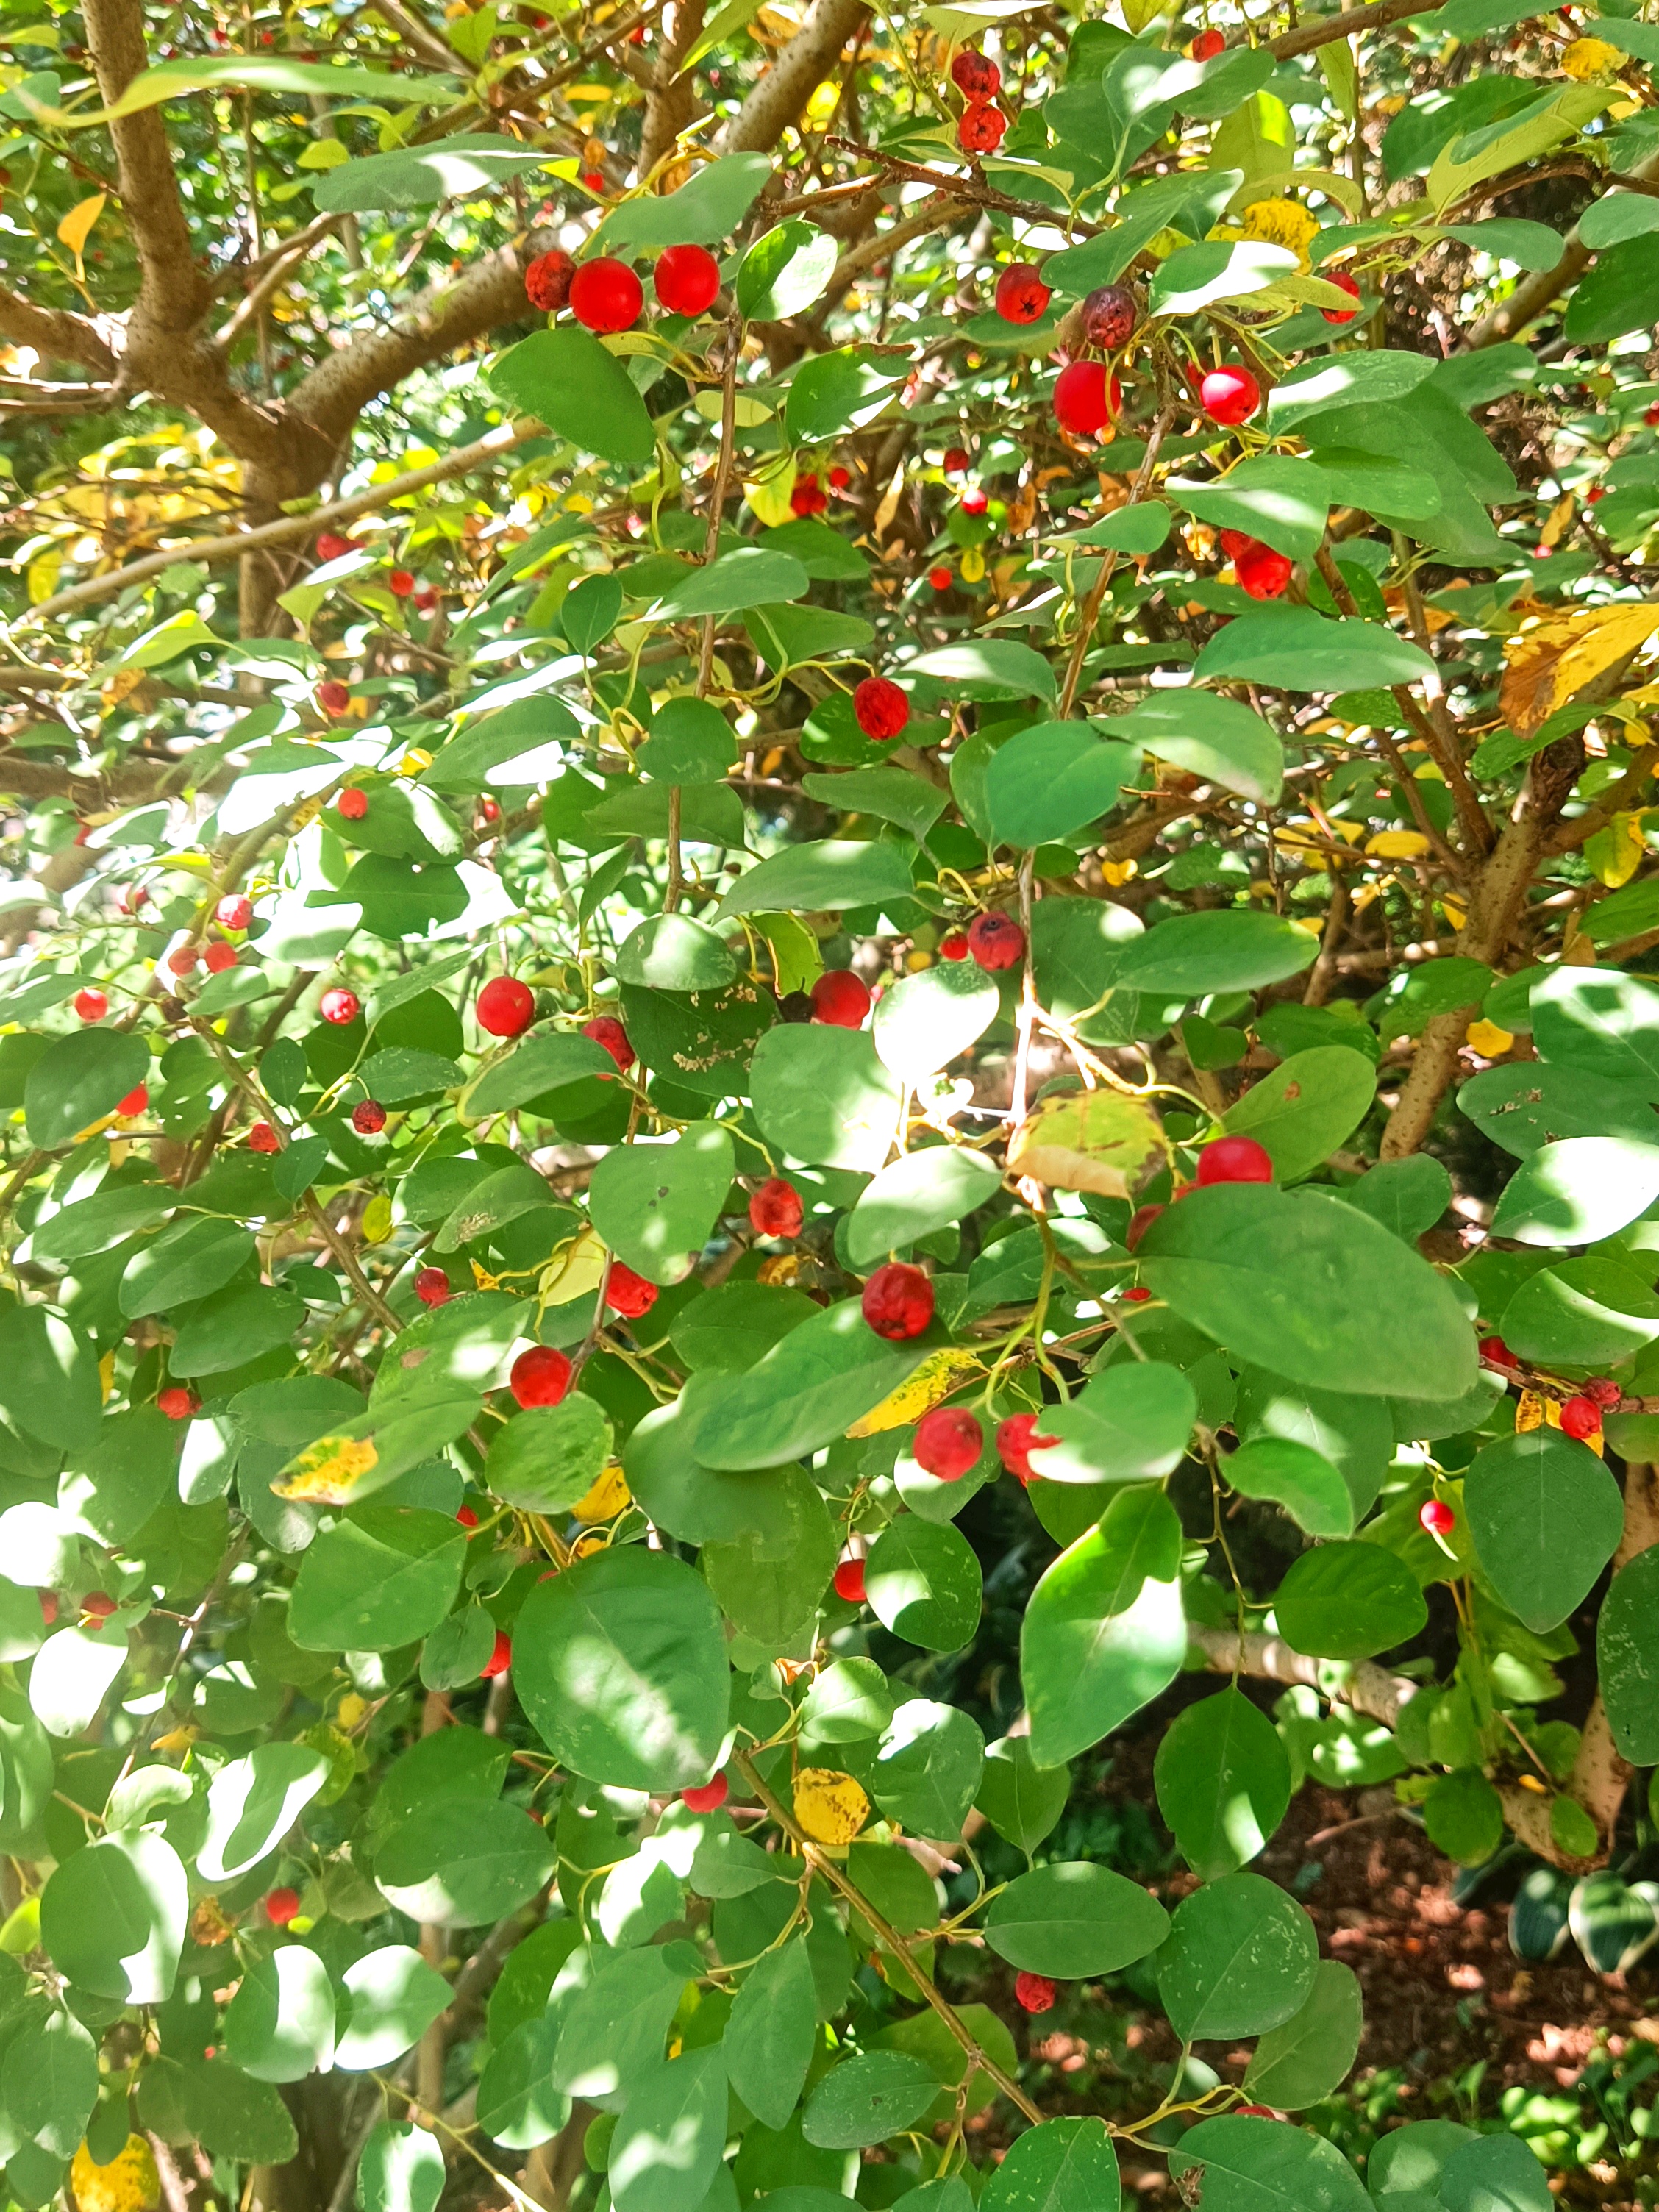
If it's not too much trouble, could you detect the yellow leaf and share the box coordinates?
[1365,830,1432,860]
[573,1461,630,1524]
[960,546,985,583]
[361,1193,393,1244]
[847,1348,985,1437]
[1516,1390,1552,1434]
[72,2139,160,2212]
[1464,1018,1513,1057]
[1007,1086,1169,1199]
[1499,602,1659,739]
[336,1692,368,1729]
[1101,857,1136,886]
[745,462,798,529]
[792,1767,871,1846]
[26,549,60,605]
[1585,808,1645,888]
[273,1432,379,1505]
[57,193,105,267]
[99,1350,115,1402]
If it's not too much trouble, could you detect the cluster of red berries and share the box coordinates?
[951,48,1006,153]
[791,474,829,517]
[1220,529,1292,601]
[524,243,721,332]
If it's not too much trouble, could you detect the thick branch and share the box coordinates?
[1466,146,1659,349]
[0,282,119,378]
[1189,1627,1410,1728]
[1268,0,1444,57]
[81,0,210,334]
[718,0,870,152]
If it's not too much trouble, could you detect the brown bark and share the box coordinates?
[718,0,869,151]
[637,0,709,179]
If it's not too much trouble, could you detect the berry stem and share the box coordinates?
[1057,396,1177,718]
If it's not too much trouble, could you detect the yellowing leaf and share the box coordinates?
[26,549,60,605]
[847,1347,985,1436]
[1465,1018,1513,1057]
[745,461,798,529]
[1585,809,1646,888]
[71,2139,160,2212]
[1007,1086,1169,1199]
[57,192,106,268]
[573,1460,630,1524]
[1499,602,1659,739]
[1365,830,1432,860]
[793,1766,871,1845]
[272,1433,379,1504]
[361,1193,393,1244]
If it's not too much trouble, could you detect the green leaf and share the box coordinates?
[1438,2133,1553,2212]
[983,725,1135,848]
[727,1937,818,2130]
[359,2125,446,2212]
[29,1182,173,1263]
[983,1862,1169,1977]
[1169,456,1331,563]
[738,218,838,318]
[802,2051,941,2149]
[1275,1539,1427,1660]
[24,1028,150,1148]
[1423,1768,1505,1865]
[514,1546,729,1790]
[696,1298,933,1470]
[171,1284,305,1377]
[589,1121,735,1285]
[1266,348,1438,434]
[610,2048,729,2212]
[866,1516,982,1650]
[1138,1185,1479,1402]
[713,838,914,922]
[1501,1256,1659,1368]
[1242,1960,1363,2109]
[376,1799,557,1923]
[1600,1544,1659,1763]
[871,963,1002,1085]
[1369,2122,1478,2204]
[1154,1687,1292,1878]
[199,1742,331,1880]
[1166,2116,1370,2212]
[749,1023,904,1171]
[289,1507,466,1652]
[1192,605,1435,690]
[314,135,552,210]
[650,544,810,620]
[785,348,907,443]
[1224,1437,1353,1538]
[488,1395,612,1513]
[1150,237,1300,315]
[1028,1363,1196,1486]
[463,1032,624,1119]
[476,2016,569,2149]
[5,2008,97,2157]
[77,54,459,120]
[1463,1430,1623,1634]
[120,1217,256,1317]
[595,152,771,246]
[38,1830,186,2003]
[906,639,1057,701]
[803,765,946,839]
[1459,1063,1659,1157]
[1110,910,1316,996]
[1104,690,1284,805]
[1221,1048,1376,1181]
[1021,1519,1185,1766]
[550,1945,691,2102]
[358,1047,460,1103]
[974,1736,1070,1854]
[1489,1136,1659,1246]
[1532,966,1659,1096]
[980,2116,1120,2212]
[334,1946,453,2070]
[846,1146,1001,1269]
[702,1467,838,1646]
[1157,1872,1319,2039]
[223,1946,337,2083]
[489,329,657,470]
[869,1697,984,1835]
[614,915,738,993]
[0,1302,100,1451]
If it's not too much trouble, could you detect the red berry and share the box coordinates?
[995,265,1052,324]
[166,947,197,977]
[1584,1376,1623,1408]
[1199,365,1260,427]
[749,1177,804,1238]
[216,894,253,930]
[1235,541,1293,601]
[834,1556,866,1604]
[264,1887,302,1927]
[317,680,352,716]
[682,1774,729,1813]
[248,1121,280,1153]
[510,1344,573,1408]
[828,465,852,490]
[478,797,501,823]
[968,911,1025,971]
[157,1387,199,1420]
[1234,2105,1277,2119]
[654,243,721,317]
[812,969,871,1027]
[1192,26,1225,54]
[38,1591,57,1626]
[958,102,1006,153]
[457,1505,480,1528]
[1054,360,1110,437]
[1321,270,1362,325]
[1016,1972,1056,2013]
[1419,1498,1455,1538]
[352,1099,387,1135]
[525,248,575,311]
[928,565,953,591]
[997,1412,1058,1483]
[1587,484,1605,504]
[950,48,999,96]
[415,1266,452,1308]
[854,676,910,742]
[943,446,970,474]
[320,987,360,1026]
[940,932,969,960]
[204,941,238,974]
[388,569,415,597]
[74,988,107,1021]
[914,1405,983,1481]
[582,170,606,193]
[862,1262,934,1342]
[82,1591,116,1621]
[791,474,828,517]
[1126,1203,1163,1250]
[960,486,989,517]
[606,1260,659,1319]
[1081,284,1138,350]
[1644,403,1659,427]
[1124,1285,1153,1303]
[116,1084,149,1118]
[1478,1335,1518,1367]
[315,533,357,562]
[480,1630,513,1679]
[1559,1394,1602,1441]
[477,976,535,1037]
[336,786,368,820]
[1195,1135,1274,1185]
[570,257,643,333]
[582,1013,635,1071]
